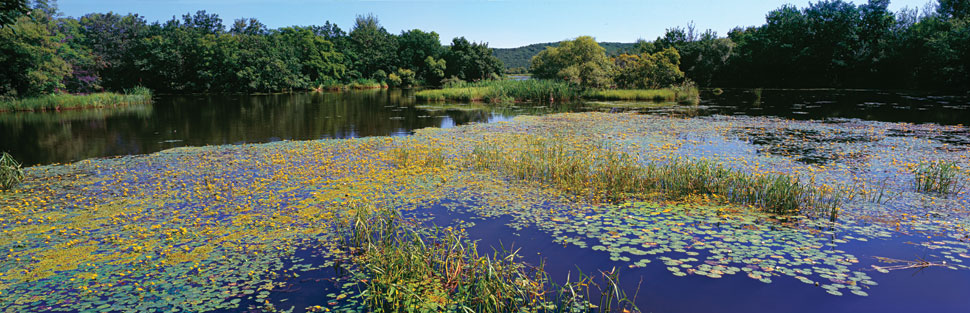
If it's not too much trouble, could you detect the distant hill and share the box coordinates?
[493,42,638,70]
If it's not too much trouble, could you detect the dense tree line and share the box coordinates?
[633,0,970,90]
[0,2,503,97]
[522,0,969,91]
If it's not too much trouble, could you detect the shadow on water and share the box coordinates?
[0,90,548,166]
[692,88,970,125]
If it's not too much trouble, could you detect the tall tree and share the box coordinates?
[348,14,397,80]
[443,37,503,81]
[0,8,70,96]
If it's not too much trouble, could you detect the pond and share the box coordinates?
[1,89,969,313]
[2,89,968,167]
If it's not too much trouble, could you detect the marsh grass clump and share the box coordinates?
[913,160,963,195]
[416,79,700,105]
[416,80,580,103]
[584,84,699,105]
[0,152,25,191]
[0,88,152,113]
[386,143,447,169]
[336,205,641,313]
[469,137,836,215]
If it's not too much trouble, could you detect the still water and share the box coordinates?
[2,88,968,166]
[2,88,970,312]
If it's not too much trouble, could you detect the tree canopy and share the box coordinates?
[530,36,614,88]
[0,2,504,97]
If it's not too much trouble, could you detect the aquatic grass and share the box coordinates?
[417,79,700,105]
[0,152,25,191]
[913,160,963,195]
[337,205,544,312]
[584,89,677,102]
[469,137,838,215]
[336,204,641,313]
[416,80,580,103]
[0,87,152,113]
[386,142,447,169]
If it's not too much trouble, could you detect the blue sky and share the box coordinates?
[58,0,934,48]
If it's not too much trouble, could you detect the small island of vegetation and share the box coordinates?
[417,36,700,104]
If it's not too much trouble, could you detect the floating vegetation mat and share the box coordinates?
[1,112,969,312]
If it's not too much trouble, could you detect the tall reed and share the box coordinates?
[469,138,838,215]
[913,160,963,195]
[0,87,152,112]
[335,205,641,312]
[0,152,25,191]
[415,80,580,103]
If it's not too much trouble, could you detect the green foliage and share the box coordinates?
[0,10,71,96]
[388,68,416,88]
[613,48,686,89]
[0,152,24,191]
[913,160,963,195]
[278,26,347,85]
[0,0,28,27]
[348,14,398,80]
[493,41,636,69]
[646,24,733,86]
[347,78,385,89]
[443,37,504,81]
[422,56,446,86]
[720,0,970,90]
[530,36,614,88]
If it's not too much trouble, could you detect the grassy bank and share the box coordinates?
[415,80,581,103]
[584,84,700,104]
[415,79,700,104]
[0,87,152,113]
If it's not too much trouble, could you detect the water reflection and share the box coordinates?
[3,88,968,166]
[0,90,530,166]
[690,89,970,125]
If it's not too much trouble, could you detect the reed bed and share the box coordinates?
[336,205,641,312]
[415,80,580,103]
[584,89,678,102]
[468,138,838,215]
[416,79,700,105]
[0,152,25,191]
[913,160,963,195]
[584,84,700,104]
[0,87,152,112]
